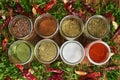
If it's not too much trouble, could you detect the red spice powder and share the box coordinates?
[89,43,109,63]
[38,17,57,36]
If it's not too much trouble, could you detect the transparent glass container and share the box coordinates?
[85,40,112,65]
[8,40,34,65]
[60,41,85,65]
[8,15,33,39]
[34,13,58,38]
[34,39,59,64]
[60,15,84,40]
[84,15,110,39]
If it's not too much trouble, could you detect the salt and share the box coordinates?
[60,41,85,65]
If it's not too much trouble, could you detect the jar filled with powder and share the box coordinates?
[60,15,84,40]
[84,15,110,39]
[34,13,58,38]
[34,39,59,64]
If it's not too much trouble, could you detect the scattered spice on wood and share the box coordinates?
[38,17,57,36]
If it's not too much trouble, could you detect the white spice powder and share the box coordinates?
[61,41,84,65]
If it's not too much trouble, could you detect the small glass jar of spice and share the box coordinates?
[84,15,110,39]
[8,15,33,39]
[34,39,59,64]
[60,15,84,40]
[34,13,58,38]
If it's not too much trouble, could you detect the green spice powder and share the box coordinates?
[10,42,31,63]
[88,18,108,38]
[38,41,57,61]
[61,18,81,38]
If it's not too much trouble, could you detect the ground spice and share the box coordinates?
[38,17,57,36]
[87,18,108,38]
[89,43,109,63]
[61,18,81,38]
[10,17,31,38]
[38,41,57,61]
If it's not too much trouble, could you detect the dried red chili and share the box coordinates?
[15,2,27,16]
[101,66,119,71]
[46,67,64,80]
[110,46,118,54]
[32,4,45,14]
[0,6,13,31]
[15,64,37,80]
[47,73,64,80]
[64,0,86,21]
[2,38,8,51]
[0,17,11,31]
[104,12,115,22]
[83,3,96,14]
[64,0,78,15]
[15,64,24,72]
[5,76,11,80]
[46,67,63,73]
[44,0,57,11]
[86,72,101,78]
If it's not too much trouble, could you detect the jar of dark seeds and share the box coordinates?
[8,15,33,39]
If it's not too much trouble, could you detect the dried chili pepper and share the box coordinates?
[83,3,96,14]
[32,4,45,14]
[47,73,64,80]
[0,17,11,31]
[86,72,101,78]
[22,70,37,80]
[110,46,118,54]
[5,76,11,80]
[2,38,8,51]
[46,67,63,73]
[46,67,64,80]
[104,12,115,22]
[44,0,57,11]
[1,4,13,31]
[101,66,119,71]
[64,0,78,15]
[14,2,27,16]
[15,64,37,80]
[15,64,24,72]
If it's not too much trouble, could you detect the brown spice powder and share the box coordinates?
[38,17,57,36]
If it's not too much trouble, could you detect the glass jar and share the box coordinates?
[60,41,85,65]
[84,15,110,39]
[34,39,59,64]
[34,13,58,38]
[60,15,84,40]
[85,40,112,65]
[8,15,33,39]
[8,40,34,65]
